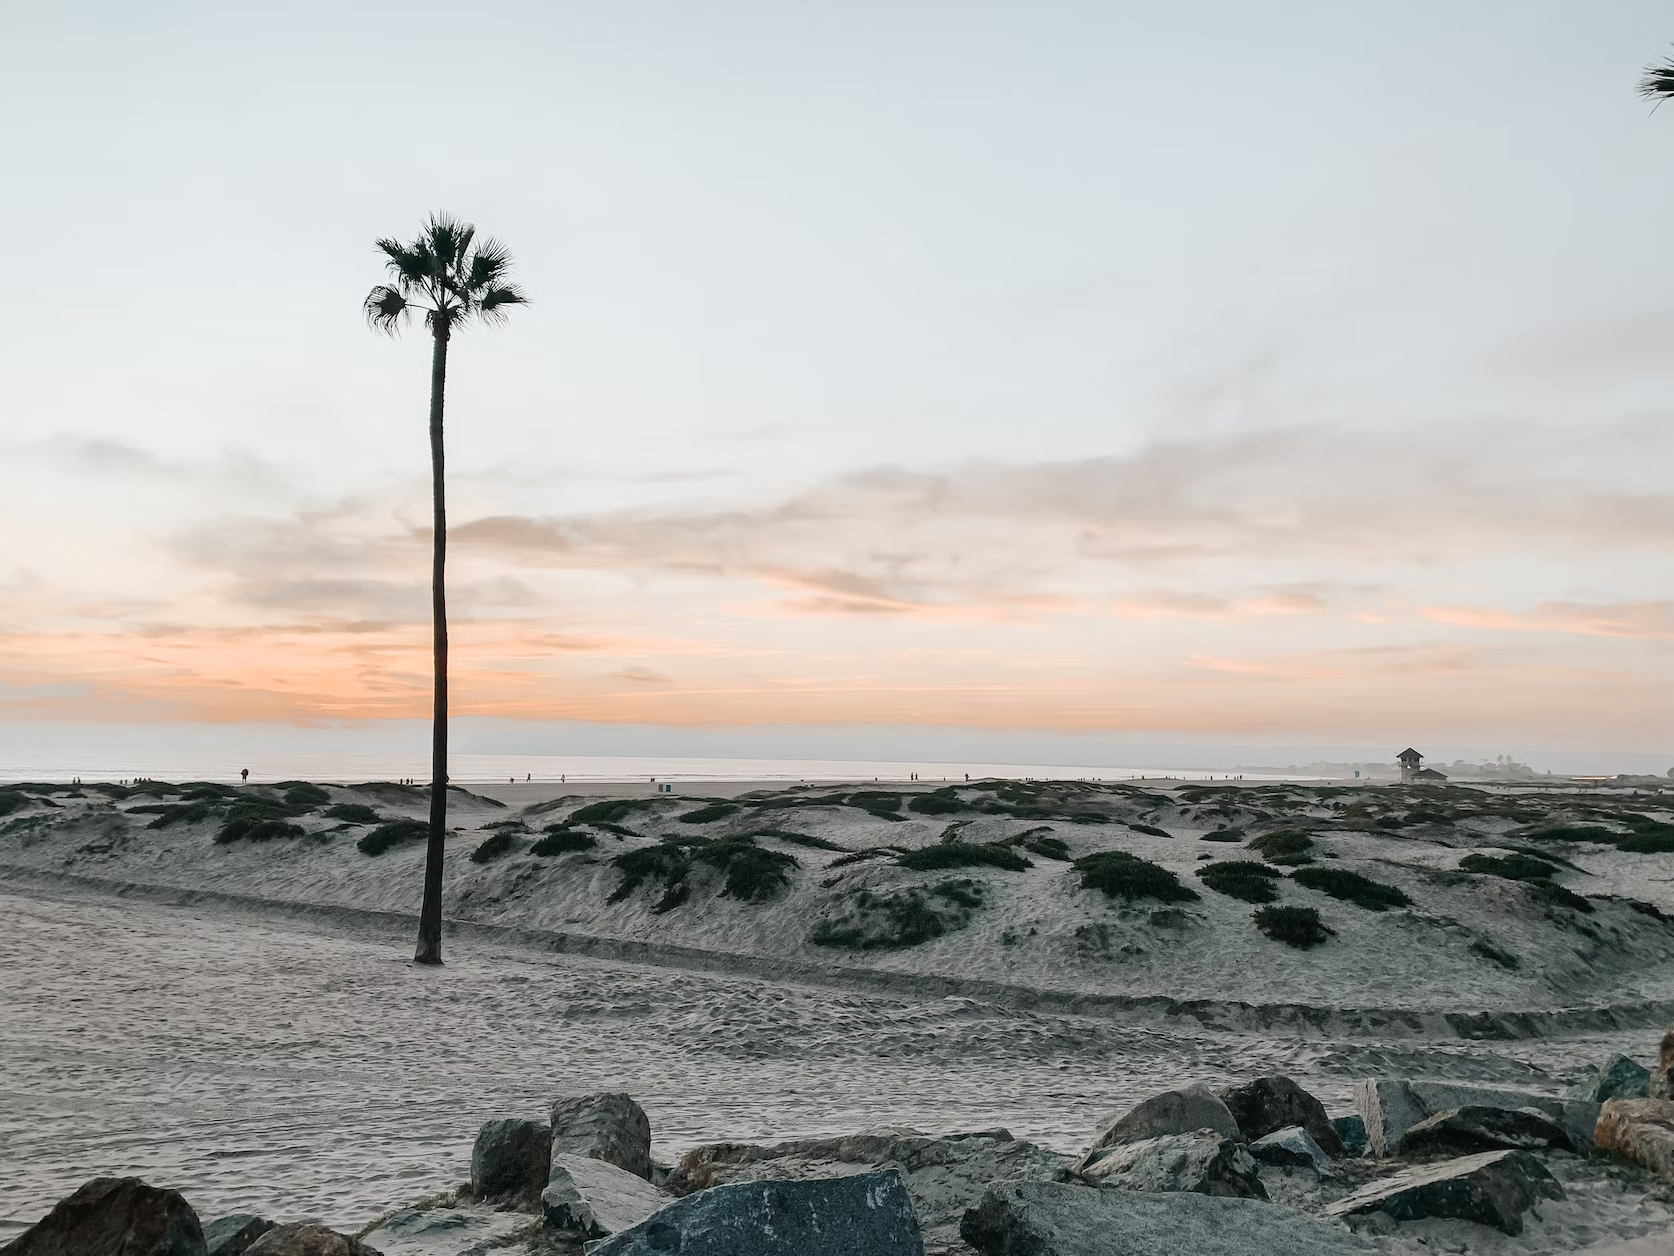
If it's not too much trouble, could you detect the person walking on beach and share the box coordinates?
[241,769,249,783]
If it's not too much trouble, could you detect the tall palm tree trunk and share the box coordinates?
[416,319,451,964]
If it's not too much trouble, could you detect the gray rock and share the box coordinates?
[1085,1083,1241,1156]
[1332,1114,1368,1157]
[1215,1076,1345,1156]
[1653,1027,1674,1101]
[2,1176,206,1256]
[470,1118,551,1204]
[358,1205,532,1254]
[243,1224,382,1256]
[1396,1105,1575,1156]
[1248,1126,1334,1175]
[1354,1078,1599,1154]
[960,1181,1374,1256]
[552,1093,651,1181]
[666,1127,1066,1254]
[543,1154,668,1238]
[1566,1054,1650,1103]
[1594,1098,1674,1183]
[203,1216,275,1256]
[1325,1148,1563,1236]
[584,1169,922,1256]
[1081,1131,1264,1197]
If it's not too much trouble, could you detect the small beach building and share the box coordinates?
[1397,748,1447,783]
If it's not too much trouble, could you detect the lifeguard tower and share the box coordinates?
[1398,748,1447,783]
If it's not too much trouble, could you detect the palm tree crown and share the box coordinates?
[1640,52,1674,105]
[365,213,527,336]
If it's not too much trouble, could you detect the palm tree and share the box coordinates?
[365,213,527,965]
[1640,51,1674,104]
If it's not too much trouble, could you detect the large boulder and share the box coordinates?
[242,1225,381,1256]
[202,1216,275,1256]
[551,1093,651,1181]
[1248,1126,1334,1176]
[1566,1054,1651,1103]
[1080,1132,1265,1199]
[1332,1114,1368,1156]
[1084,1084,1240,1159]
[1325,1148,1563,1236]
[960,1181,1374,1256]
[1215,1076,1345,1156]
[586,1170,923,1256]
[470,1118,552,1204]
[666,1127,1066,1254]
[1653,1028,1674,1101]
[2,1177,205,1256]
[1594,1098,1674,1183]
[542,1153,667,1238]
[1355,1078,1599,1155]
[1396,1105,1574,1156]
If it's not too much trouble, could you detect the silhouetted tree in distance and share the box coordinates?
[365,214,527,964]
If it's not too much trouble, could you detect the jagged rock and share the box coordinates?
[1396,1105,1574,1156]
[1248,1126,1333,1175]
[1332,1114,1368,1156]
[1085,1083,1241,1157]
[585,1170,922,1255]
[1325,1148,1563,1236]
[960,1181,1374,1256]
[1653,1028,1674,1101]
[543,1153,667,1237]
[1594,1098,1674,1183]
[552,1093,651,1181]
[2,1176,206,1256]
[471,1118,552,1203]
[1216,1076,1345,1156]
[359,1206,531,1254]
[666,1127,1066,1253]
[1566,1054,1650,1103]
[1081,1131,1264,1198]
[1354,1078,1599,1155]
[243,1224,382,1256]
[203,1216,275,1256]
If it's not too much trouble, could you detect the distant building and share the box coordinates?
[1398,748,1448,783]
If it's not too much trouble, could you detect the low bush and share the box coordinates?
[1201,829,1244,843]
[181,783,242,801]
[1254,905,1332,949]
[279,782,331,806]
[846,791,901,812]
[138,801,218,829]
[0,792,27,817]
[531,828,598,856]
[751,829,844,851]
[897,843,1032,872]
[1531,880,1595,915]
[678,803,738,824]
[1019,834,1071,861]
[828,847,901,868]
[694,837,798,902]
[907,793,964,816]
[1196,860,1283,904]
[1248,831,1314,865]
[571,798,664,826]
[324,803,382,824]
[1459,852,1559,882]
[356,818,430,856]
[1617,831,1674,854]
[809,879,985,950]
[1290,866,1411,911]
[1521,824,1621,845]
[607,843,690,903]
[215,798,313,844]
[1127,823,1171,838]
[1073,851,1199,903]
[470,830,516,863]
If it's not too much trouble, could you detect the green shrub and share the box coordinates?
[693,837,799,902]
[1531,880,1594,915]
[531,828,598,856]
[1074,851,1199,903]
[846,792,901,813]
[809,879,984,950]
[1253,905,1332,948]
[1617,831,1674,854]
[1459,852,1559,882]
[751,829,844,851]
[0,792,27,817]
[607,843,690,902]
[1248,831,1314,865]
[1019,834,1072,861]
[215,798,312,844]
[1521,825,1621,845]
[907,793,964,815]
[897,843,1032,872]
[1128,823,1171,838]
[324,803,382,824]
[1201,829,1244,843]
[678,803,738,824]
[571,798,663,825]
[828,847,901,868]
[1291,867,1411,911]
[138,801,218,829]
[357,818,430,856]
[181,784,242,801]
[280,782,331,806]
[470,830,516,863]
[1196,860,1283,904]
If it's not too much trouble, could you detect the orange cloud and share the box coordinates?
[1426,602,1674,640]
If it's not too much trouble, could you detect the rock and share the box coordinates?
[470,1118,552,1203]
[665,1127,1066,1254]
[1653,1028,1674,1101]
[1332,1114,1368,1157]
[203,1216,275,1256]
[960,1181,1374,1256]
[1216,1076,1345,1156]
[585,1169,923,1256]
[1085,1083,1241,1156]
[243,1225,382,1256]
[543,1153,667,1237]
[1354,1078,1600,1154]
[1396,1105,1575,1156]
[1248,1126,1334,1175]
[1325,1148,1563,1236]
[552,1093,651,1181]
[1081,1131,1265,1198]
[1594,1098,1674,1183]
[2,1176,206,1256]
[1566,1053,1650,1103]
[358,1206,531,1254]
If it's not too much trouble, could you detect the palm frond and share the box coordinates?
[376,238,435,290]
[1640,53,1674,102]
[475,284,529,323]
[462,239,514,295]
[368,213,525,334]
[364,284,411,333]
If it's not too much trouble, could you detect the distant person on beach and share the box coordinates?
[241,769,249,783]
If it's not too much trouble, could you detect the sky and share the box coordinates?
[4,1,1674,772]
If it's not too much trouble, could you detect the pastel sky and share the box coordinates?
[5,1,1674,767]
